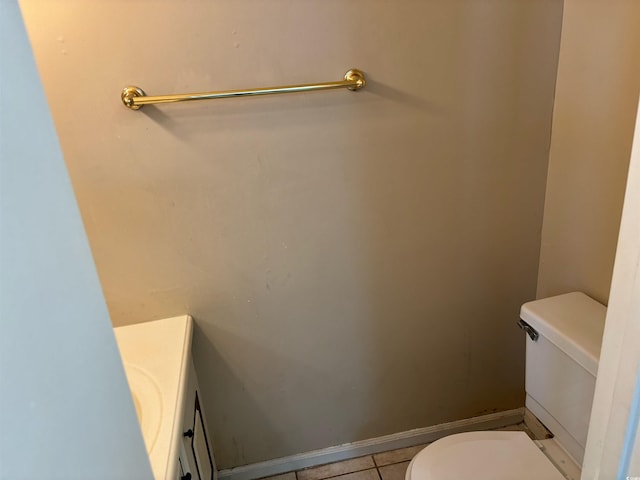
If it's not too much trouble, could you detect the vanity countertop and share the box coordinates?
[114,315,193,480]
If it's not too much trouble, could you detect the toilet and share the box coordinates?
[405,292,607,480]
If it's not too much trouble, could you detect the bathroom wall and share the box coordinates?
[536,0,640,305]
[20,0,562,468]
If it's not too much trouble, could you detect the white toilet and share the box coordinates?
[405,292,607,480]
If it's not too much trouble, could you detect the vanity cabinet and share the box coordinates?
[177,445,192,480]
[115,315,215,480]
[178,358,217,480]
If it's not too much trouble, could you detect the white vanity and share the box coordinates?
[114,316,216,480]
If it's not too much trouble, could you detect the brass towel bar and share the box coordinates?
[121,68,366,110]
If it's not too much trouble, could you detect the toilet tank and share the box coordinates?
[520,292,606,465]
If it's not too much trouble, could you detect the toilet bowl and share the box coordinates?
[406,431,565,479]
[405,292,606,480]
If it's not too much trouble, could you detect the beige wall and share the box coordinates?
[20,0,562,468]
[536,0,640,305]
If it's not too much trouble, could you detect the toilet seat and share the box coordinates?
[405,431,566,480]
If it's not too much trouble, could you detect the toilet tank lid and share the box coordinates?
[520,292,606,376]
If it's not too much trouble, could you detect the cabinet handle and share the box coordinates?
[181,473,192,480]
[183,429,194,438]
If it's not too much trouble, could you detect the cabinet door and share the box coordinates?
[177,442,193,480]
[189,392,215,480]
[181,358,217,480]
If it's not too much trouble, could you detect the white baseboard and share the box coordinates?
[218,407,524,480]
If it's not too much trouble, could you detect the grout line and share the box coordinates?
[295,467,372,480]
[302,466,379,480]
[379,460,411,468]
[300,456,413,480]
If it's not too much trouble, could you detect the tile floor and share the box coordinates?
[259,422,541,480]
